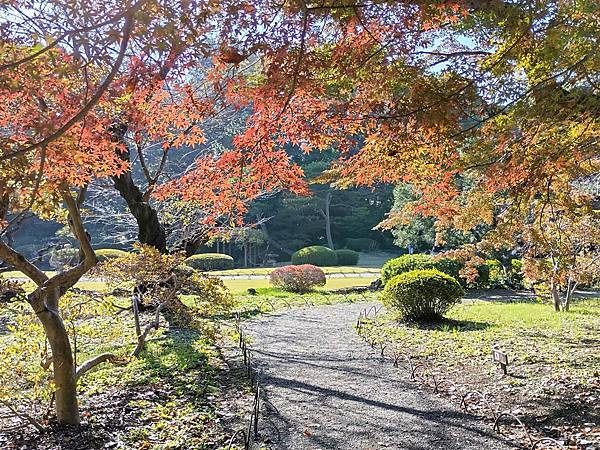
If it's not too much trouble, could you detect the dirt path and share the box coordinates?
[245,302,512,450]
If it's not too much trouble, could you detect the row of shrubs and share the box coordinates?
[291,246,359,266]
[381,254,484,287]
[381,254,524,289]
[380,254,526,322]
[96,245,361,272]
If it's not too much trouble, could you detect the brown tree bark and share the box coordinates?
[110,124,167,253]
[0,187,98,426]
[550,279,562,312]
[33,290,79,424]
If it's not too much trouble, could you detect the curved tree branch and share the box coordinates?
[1,11,135,162]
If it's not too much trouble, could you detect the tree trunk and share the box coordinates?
[110,126,167,253]
[112,169,167,253]
[324,191,334,250]
[550,279,561,312]
[35,293,79,425]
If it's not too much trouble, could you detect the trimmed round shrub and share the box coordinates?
[95,248,128,261]
[173,264,196,278]
[381,254,434,284]
[335,249,359,266]
[270,264,326,293]
[382,269,464,321]
[48,247,79,269]
[345,238,377,252]
[291,246,338,267]
[184,253,234,271]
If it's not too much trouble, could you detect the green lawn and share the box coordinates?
[359,298,600,445]
[223,275,376,293]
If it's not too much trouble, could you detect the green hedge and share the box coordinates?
[381,254,434,284]
[382,254,489,286]
[185,253,234,271]
[291,246,338,266]
[345,238,377,252]
[95,248,129,261]
[335,249,359,266]
[382,269,464,321]
[510,259,524,286]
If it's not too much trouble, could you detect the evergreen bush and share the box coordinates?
[291,246,338,266]
[335,249,359,266]
[382,269,464,321]
[184,253,234,271]
[95,248,129,261]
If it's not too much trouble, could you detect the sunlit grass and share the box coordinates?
[365,298,600,381]
[222,275,376,293]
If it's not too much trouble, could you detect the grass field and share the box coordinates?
[222,275,376,293]
[359,298,600,446]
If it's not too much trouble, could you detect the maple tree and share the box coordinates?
[1,0,599,427]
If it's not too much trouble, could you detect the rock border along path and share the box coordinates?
[245,302,512,450]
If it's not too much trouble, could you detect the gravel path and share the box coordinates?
[245,302,512,450]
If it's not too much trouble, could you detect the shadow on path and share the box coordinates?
[246,302,512,450]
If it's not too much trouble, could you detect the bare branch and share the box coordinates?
[74,353,119,381]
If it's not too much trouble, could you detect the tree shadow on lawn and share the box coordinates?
[398,316,492,333]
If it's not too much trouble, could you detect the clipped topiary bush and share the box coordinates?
[291,246,338,267]
[269,264,326,293]
[95,248,128,261]
[335,249,359,266]
[382,269,464,321]
[383,254,489,287]
[381,254,434,284]
[345,238,377,252]
[184,253,234,271]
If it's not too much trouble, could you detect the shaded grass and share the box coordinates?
[369,299,600,379]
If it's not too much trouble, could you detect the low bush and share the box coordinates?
[382,269,464,321]
[270,264,326,292]
[486,259,506,287]
[381,254,434,284]
[335,249,359,266]
[183,274,235,316]
[184,253,234,271]
[485,259,524,288]
[510,259,524,287]
[345,238,377,252]
[291,246,338,266]
[95,248,128,261]
[382,254,489,287]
